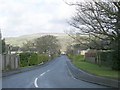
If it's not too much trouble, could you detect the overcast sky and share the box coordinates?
[0,0,79,38]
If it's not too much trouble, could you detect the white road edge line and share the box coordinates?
[66,64,76,80]
[34,78,38,88]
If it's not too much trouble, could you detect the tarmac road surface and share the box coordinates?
[2,55,107,88]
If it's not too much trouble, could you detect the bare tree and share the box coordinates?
[22,40,35,52]
[34,35,60,55]
[67,0,120,70]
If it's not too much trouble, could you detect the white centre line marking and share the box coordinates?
[34,78,38,88]
[34,70,51,88]
[40,72,46,76]
[47,70,50,72]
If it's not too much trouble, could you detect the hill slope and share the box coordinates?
[5,33,74,51]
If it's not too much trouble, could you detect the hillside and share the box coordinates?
[5,33,74,51]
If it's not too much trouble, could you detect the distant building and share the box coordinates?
[80,49,90,55]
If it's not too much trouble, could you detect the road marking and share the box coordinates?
[34,70,50,88]
[47,70,50,72]
[40,72,46,76]
[66,64,76,80]
[34,78,38,88]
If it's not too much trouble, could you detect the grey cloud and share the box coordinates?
[0,0,73,37]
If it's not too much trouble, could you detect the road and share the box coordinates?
[2,55,107,88]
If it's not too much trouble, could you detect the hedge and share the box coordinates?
[19,53,31,67]
[99,51,114,67]
[19,53,50,67]
[29,53,38,66]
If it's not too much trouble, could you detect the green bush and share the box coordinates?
[75,55,84,61]
[29,53,38,66]
[99,51,117,69]
[68,54,84,62]
[50,54,59,59]
[67,54,74,61]
[19,53,31,67]
[20,53,55,67]
[38,54,49,63]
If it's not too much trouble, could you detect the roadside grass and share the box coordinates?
[68,54,119,80]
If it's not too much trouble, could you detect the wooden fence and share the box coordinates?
[2,54,20,71]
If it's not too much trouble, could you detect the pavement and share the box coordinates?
[2,55,111,88]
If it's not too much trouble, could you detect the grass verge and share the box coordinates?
[68,54,119,80]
